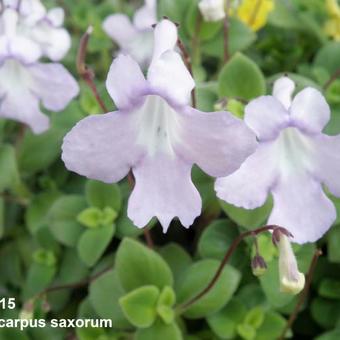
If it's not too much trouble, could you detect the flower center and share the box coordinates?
[135,95,180,157]
[276,127,314,178]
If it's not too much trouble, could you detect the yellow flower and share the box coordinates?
[324,0,340,40]
[236,0,274,32]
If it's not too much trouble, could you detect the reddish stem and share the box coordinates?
[77,26,108,113]
[179,225,285,310]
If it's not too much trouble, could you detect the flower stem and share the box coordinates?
[77,26,108,113]
[279,248,322,340]
[177,38,197,108]
[323,68,340,90]
[37,265,113,298]
[223,0,231,63]
[178,224,286,311]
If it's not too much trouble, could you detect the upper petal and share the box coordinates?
[312,134,340,197]
[28,62,79,111]
[128,153,201,231]
[268,174,336,244]
[62,111,145,183]
[244,96,289,141]
[290,87,330,133]
[30,25,71,61]
[106,54,147,110]
[176,107,257,177]
[272,76,295,110]
[150,19,177,64]
[102,14,136,47]
[215,141,278,209]
[133,0,157,30]
[147,50,194,106]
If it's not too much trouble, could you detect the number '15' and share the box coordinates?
[0,298,15,309]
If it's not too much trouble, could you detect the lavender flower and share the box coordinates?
[216,76,340,244]
[62,19,256,232]
[103,0,156,67]
[0,1,78,133]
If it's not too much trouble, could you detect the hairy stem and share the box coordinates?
[177,38,197,108]
[77,26,108,113]
[223,0,231,63]
[279,248,322,340]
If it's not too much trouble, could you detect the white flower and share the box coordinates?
[198,0,226,22]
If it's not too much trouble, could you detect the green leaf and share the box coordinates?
[207,298,247,339]
[218,53,266,101]
[157,286,176,324]
[85,180,122,213]
[237,323,256,340]
[115,238,173,292]
[17,128,63,175]
[186,0,222,41]
[119,285,160,328]
[77,207,117,229]
[328,224,340,263]
[77,224,115,267]
[177,259,240,318]
[314,42,340,75]
[23,262,56,299]
[0,144,20,191]
[0,198,4,239]
[25,190,61,234]
[220,199,272,230]
[159,243,192,288]
[311,297,340,329]
[259,259,295,308]
[244,307,265,330]
[316,329,340,340]
[135,320,182,340]
[319,279,340,299]
[255,311,286,340]
[202,18,256,58]
[48,195,87,247]
[198,219,244,266]
[89,270,131,328]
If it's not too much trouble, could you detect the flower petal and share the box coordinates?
[312,134,340,197]
[29,62,79,111]
[0,91,49,134]
[102,14,136,47]
[31,25,71,61]
[215,142,277,209]
[148,50,194,106]
[62,111,145,183]
[150,19,178,63]
[128,153,201,231]
[290,87,330,133]
[106,54,147,110]
[268,174,336,244]
[133,0,157,30]
[176,107,257,177]
[244,96,289,141]
[272,76,295,109]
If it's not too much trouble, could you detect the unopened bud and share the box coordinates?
[251,255,267,276]
[278,235,305,295]
[19,300,34,320]
[198,0,226,22]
